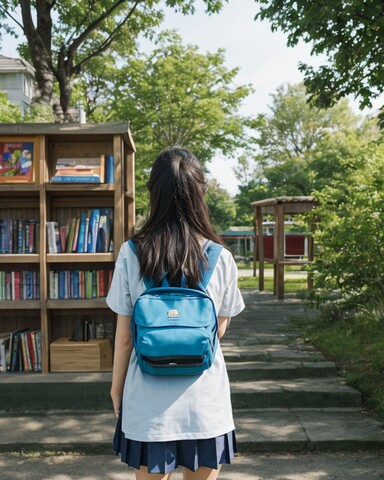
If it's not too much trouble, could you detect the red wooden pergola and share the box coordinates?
[251,196,317,300]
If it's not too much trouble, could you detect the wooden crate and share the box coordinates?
[50,337,112,372]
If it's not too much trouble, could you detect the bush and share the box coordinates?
[309,137,384,319]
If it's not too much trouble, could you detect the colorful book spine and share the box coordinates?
[77,212,87,253]
[105,154,114,184]
[49,268,112,299]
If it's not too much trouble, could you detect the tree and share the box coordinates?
[0,0,227,119]
[254,0,384,112]
[107,32,253,215]
[235,179,270,227]
[308,137,384,316]
[0,92,22,122]
[205,179,236,232]
[233,83,377,224]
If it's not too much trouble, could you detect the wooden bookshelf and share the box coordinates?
[0,122,135,373]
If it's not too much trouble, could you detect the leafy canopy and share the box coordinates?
[106,31,253,214]
[0,0,227,115]
[308,136,384,316]
[255,0,384,110]
[233,83,376,226]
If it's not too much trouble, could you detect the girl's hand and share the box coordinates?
[111,390,122,417]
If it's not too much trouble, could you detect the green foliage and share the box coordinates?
[23,104,54,123]
[254,0,384,110]
[107,32,252,215]
[309,137,384,316]
[0,92,21,122]
[235,179,269,226]
[234,83,368,224]
[0,0,228,115]
[293,312,384,421]
[205,179,236,233]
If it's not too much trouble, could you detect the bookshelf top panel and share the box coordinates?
[0,122,135,151]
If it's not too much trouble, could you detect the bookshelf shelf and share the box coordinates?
[0,254,40,264]
[47,298,107,309]
[46,184,115,193]
[0,185,41,193]
[0,122,135,374]
[47,253,114,263]
[0,300,40,310]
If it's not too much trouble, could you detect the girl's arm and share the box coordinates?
[110,314,133,417]
[218,316,230,340]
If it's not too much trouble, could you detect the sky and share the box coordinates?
[1,0,383,195]
[157,0,383,194]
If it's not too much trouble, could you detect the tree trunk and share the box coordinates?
[20,0,55,106]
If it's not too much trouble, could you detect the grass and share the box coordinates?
[293,312,384,421]
[236,262,305,271]
[238,276,307,293]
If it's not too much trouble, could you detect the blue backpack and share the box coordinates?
[129,240,223,376]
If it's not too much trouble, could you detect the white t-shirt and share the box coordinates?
[106,241,245,442]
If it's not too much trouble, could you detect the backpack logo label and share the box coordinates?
[167,309,180,320]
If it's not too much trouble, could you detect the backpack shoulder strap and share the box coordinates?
[128,239,153,289]
[199,241,223,290]
[129,239,223,290]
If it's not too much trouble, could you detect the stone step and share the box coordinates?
[227,361,337,381]
[0,373,112,411]
[222,344,326,362]
[1,408,382,455]
[230,378,362,409]
[235,408,384,453]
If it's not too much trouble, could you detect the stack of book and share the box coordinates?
[0,270,40,300]
[0,218,40,253]
[0,329,42,372]
[49,268,113,300]
[46,208,113,254]
[50,155,114,184]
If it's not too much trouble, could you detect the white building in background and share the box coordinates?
[0,54,35,116]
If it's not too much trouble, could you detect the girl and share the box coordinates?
[106,146,244,480]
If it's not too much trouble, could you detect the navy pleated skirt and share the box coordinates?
[113,412,238,474]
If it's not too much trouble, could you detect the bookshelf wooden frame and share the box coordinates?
[0,122,135,373]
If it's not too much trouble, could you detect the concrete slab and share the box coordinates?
[293,408,384,448]
[1,408,382,455]
[222,345,326,362]
[231,379,361,409]
[1,452,384,480]
[227,362,337,381]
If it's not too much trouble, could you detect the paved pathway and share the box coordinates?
[1,291,384,479]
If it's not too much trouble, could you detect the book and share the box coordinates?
[66,217,77,253]
[94,208,113,252]
[77,212,87,253]
[105,154,114,184]
[10,328,28,371]
[59,225,67,253]
[87,209,100,253]
[46,221,58,253]
[0,333,10,372]
[51,157,104,183]
[51,176,101,183]
[71,217,81,252]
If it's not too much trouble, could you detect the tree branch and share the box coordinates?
[72,2,140,73]
[68,0,141,59]
[73,30,123,73]
[0,4,24,30]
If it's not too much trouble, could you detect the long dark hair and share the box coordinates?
[133,146,223,288]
